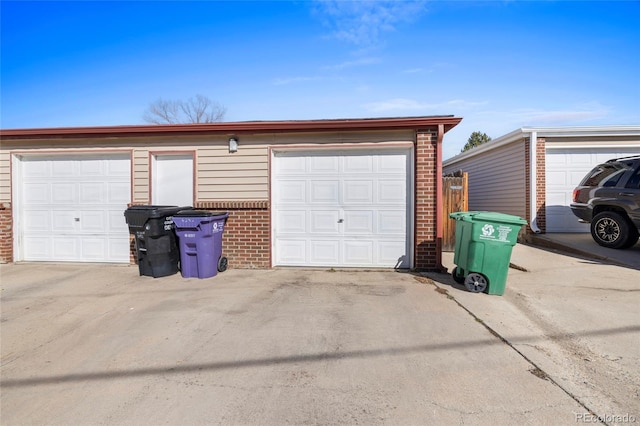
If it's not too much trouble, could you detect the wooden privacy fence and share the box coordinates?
[442,172,468,252]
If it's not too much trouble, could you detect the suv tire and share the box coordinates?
[590,211,635,249]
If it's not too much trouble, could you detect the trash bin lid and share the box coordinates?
[175,210,229,219]
[450,211,527,226]
[125,205,193,219]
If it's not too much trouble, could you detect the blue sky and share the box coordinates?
[2,0,639,159]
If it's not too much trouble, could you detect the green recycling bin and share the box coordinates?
[449,211,528,295]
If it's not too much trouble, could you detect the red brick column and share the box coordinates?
[414,131,438,270]
[535,137,547,233]
[0,203,13,263]
[524,137,546,233]
[195,201,270,269]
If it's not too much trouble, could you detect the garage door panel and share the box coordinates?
[80,159,105,176]
[24,210,50,231]
[378,211,406,234]
[52,184,76,204]
[343,181,373,204]
[24,236,50,258]
[79,211,106,232]
[53,238,78,259]
[310,181,339,203]
[310,240,340,264]
[109,182,131,203]
[275,240,307,264]
[108,210,129,233]
[19,155,131,262]
[81,238,107,259]
[378,242,407,266]
[310,156,339,174]
[276,156,306,174]
[23,160,49,177]
[52,160,75,176]
[52,211,76,231]
[274,149,411,268]
[378,154,406,173]
[379,180,406,203]
[343,241,373,265]
[79,183,105,204]
[278,181,306,204]
[23,184,49,203]
[343,211,374,234]
[344,156,373,173]
[310,210,340,234]
[276,210,306,233]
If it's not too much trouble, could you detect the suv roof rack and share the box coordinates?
[606,155,640,163]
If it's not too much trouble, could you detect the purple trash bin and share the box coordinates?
[172,211,229,279]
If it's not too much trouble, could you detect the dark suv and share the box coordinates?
[571,155,640,249]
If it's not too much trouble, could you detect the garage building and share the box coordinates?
[443,126,640,234]
[0,116,461,270]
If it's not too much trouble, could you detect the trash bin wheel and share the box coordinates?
[452,267,465,284]
[464,273,488,293]
[217,256,228,273]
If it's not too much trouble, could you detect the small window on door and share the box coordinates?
[152,154,194,206]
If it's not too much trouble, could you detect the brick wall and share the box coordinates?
[524,137,547,233]
[535,137,547,233]
[0,203,13,263]
[127,201,270,269]
[196,201,270,269]
[414,131,438,270]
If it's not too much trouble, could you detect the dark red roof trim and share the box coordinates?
[1,116,462,140]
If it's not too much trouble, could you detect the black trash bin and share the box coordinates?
[124,205,192,278]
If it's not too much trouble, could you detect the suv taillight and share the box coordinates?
[572,188,580,202]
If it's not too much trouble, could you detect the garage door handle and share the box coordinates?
[74,217,80,222]
[338,219,344,223]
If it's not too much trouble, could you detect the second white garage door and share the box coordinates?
[546,147,640,232]
[273,149,412,268]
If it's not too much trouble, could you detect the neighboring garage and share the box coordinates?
[443,126,640,234]
[545,146,640,232]
[0,116,461,270]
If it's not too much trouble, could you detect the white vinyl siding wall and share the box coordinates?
[444,141,526,218]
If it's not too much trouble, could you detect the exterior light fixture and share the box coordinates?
[228,137,238,153]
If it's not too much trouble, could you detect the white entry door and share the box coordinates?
[152,154,194,206]
[17,154,131,262]
[273,149,412,268]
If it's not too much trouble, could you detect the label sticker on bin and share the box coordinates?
[479,224,514,242]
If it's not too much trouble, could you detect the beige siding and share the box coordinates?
[444,141,526,218]
[0,151,10,203]
[132,150,149,203]
[1,130,415,203]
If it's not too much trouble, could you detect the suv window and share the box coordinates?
[625,166,640,189]
[581,162,631,187]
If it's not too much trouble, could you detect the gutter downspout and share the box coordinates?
[436,124,447,272]
[529,131,542,233]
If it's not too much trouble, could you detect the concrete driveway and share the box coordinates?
[1,247,638,425]
[528,232,640,270]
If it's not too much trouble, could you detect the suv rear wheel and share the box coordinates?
[590,211,637,249]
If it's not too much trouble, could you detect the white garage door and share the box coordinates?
[17,154,131,262]
[546,147,640,232]
[273,149,411,268]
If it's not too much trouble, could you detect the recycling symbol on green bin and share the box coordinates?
[481,224,495,237]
